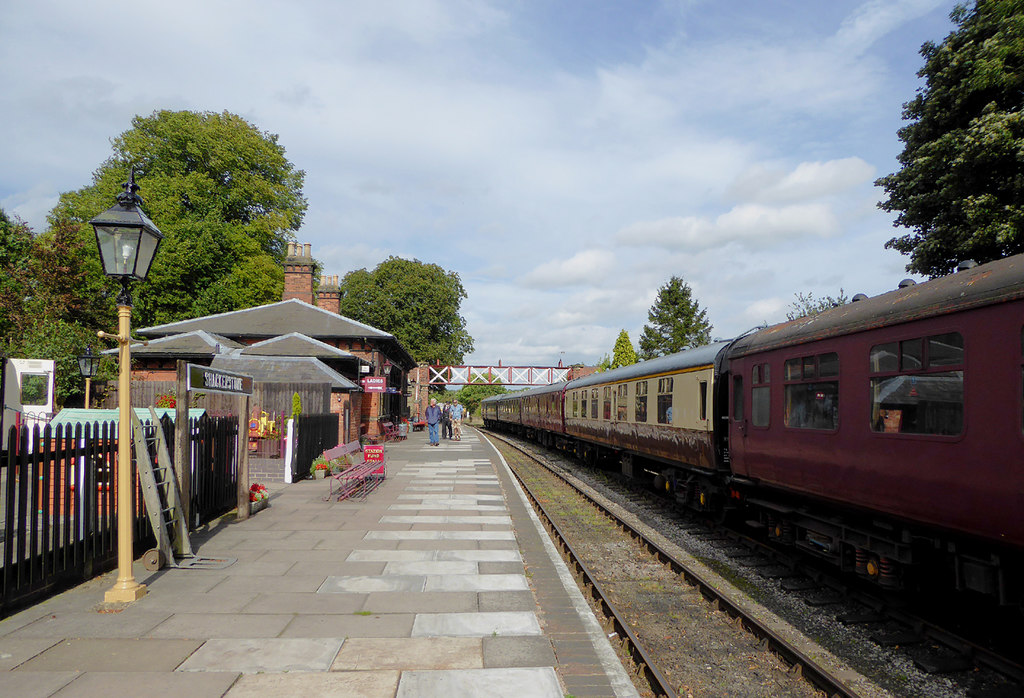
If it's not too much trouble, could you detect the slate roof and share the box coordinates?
[138,299,390,340]
[240,333,368,364]
[208,355,359,392]
[136,299,417,369]
[103,330,242,358]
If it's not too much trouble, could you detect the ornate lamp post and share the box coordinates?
[90,168,163,604]
[77,346,101,409]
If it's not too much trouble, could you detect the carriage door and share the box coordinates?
[728,368,751,477]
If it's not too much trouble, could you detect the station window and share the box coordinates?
[751,363,770,427]
[603,387,612,420]
[20,374,49,406]
[617,384,629,421]
[591,388,599,419]
[657,377,673,424]
[869,332,963,436]
[635,381,648,422]
[784,352,839,430]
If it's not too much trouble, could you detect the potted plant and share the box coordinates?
[311,456,330,479]
[249,482,269,513]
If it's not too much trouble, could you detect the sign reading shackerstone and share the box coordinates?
[187,364,254,396]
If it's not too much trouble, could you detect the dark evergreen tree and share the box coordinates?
[877,0,1024,276]
[638,276,712,359]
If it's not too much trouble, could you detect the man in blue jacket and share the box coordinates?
[425,398,441,446]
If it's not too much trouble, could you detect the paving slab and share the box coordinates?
[177,637,343,673]
[0,638,61,670]
[333,637,482,671]
[224,670,399,698]
[0,670,79,697]
[51,671,239,698]
[395,667,562,698]
[411,611,542,637]
[16,638,202,672]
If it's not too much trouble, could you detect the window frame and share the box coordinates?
[869,331,964,438]
[783,352,840,431]
[635,380,648,423]
[656,376,674,425]
[751,362,770,428]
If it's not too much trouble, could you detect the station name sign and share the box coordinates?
[187,364,254,396]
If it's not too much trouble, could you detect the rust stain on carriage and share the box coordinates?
[566,419,716,471]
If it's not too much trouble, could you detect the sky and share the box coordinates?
[0,0,960,368]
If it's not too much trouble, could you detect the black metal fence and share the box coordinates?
[0,414,239,617]
[293,413,339,481]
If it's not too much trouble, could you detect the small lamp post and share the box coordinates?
[90,168,163,604]
[77,346,101,409]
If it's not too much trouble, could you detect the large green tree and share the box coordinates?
[610,330,638,369]
[337,256,474,364]
[0,213,115,405]
[452,376,506,421]
[50,109,307,326]
[877,0,1024,276]
[638,276,712,360]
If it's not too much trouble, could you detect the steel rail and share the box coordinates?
[504,445,678,697]
[493,432,861,698]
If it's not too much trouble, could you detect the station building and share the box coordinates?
[124,242,421,444]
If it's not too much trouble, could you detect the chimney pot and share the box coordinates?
[303,243,311,258]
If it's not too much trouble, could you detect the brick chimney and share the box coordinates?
[316,274,341,314]
[283,241,315,304]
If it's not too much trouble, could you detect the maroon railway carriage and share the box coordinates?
[725,254,1024,600]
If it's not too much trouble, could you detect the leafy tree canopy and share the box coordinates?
[610,330,638,369]
[877,0,1024,276]
[0,213,116,405]
[638,276,712,359]
[50,109,306,326]
[785,289,849,321]
[451,375,506,419]
[337,256,474,365]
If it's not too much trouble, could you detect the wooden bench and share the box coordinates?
[381,421,405,442]
[325,443,386,502]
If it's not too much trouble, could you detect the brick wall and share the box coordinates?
[283,241,315,304]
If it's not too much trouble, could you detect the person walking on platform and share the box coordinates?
[441,402,453,439]
[452,401,464,440]
[425,398,441,446]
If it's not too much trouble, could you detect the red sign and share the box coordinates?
[363,444,385,462]
[361,377,386,392]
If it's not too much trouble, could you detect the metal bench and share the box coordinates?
[325,443,386,502]
[381,421,404,442]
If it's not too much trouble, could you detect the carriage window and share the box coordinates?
[732,375,744,421]
[603,387,612,420]
[572,391,578,418]
[657,377,673,424]
[591,388,599,419]
[699,381,708,421]
[870,332,963,435]
[785,352,839,430]
[635,381,648,423]
[580,391,586,418]
[617,384,629,421]
[752,362,770,427]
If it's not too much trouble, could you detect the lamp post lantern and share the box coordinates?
[77,346,101,409]
[90,167,163,604]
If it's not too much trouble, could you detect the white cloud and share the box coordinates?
[619,203,839,251]
[520,249,617,288]
[732,157,876,204]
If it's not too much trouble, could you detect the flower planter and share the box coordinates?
[314,469,326,480]
[250,498,268,514]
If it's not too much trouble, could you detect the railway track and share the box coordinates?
[487,430,873,698]
[488,428,1024,698]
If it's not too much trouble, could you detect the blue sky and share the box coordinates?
[0,0,959,366]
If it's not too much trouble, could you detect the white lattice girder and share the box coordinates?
[427,365,568,386]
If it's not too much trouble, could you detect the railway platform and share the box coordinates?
[0,428,638,697]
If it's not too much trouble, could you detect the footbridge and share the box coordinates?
[427,364,592,387]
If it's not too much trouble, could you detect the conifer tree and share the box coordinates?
[638,277,712,360]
